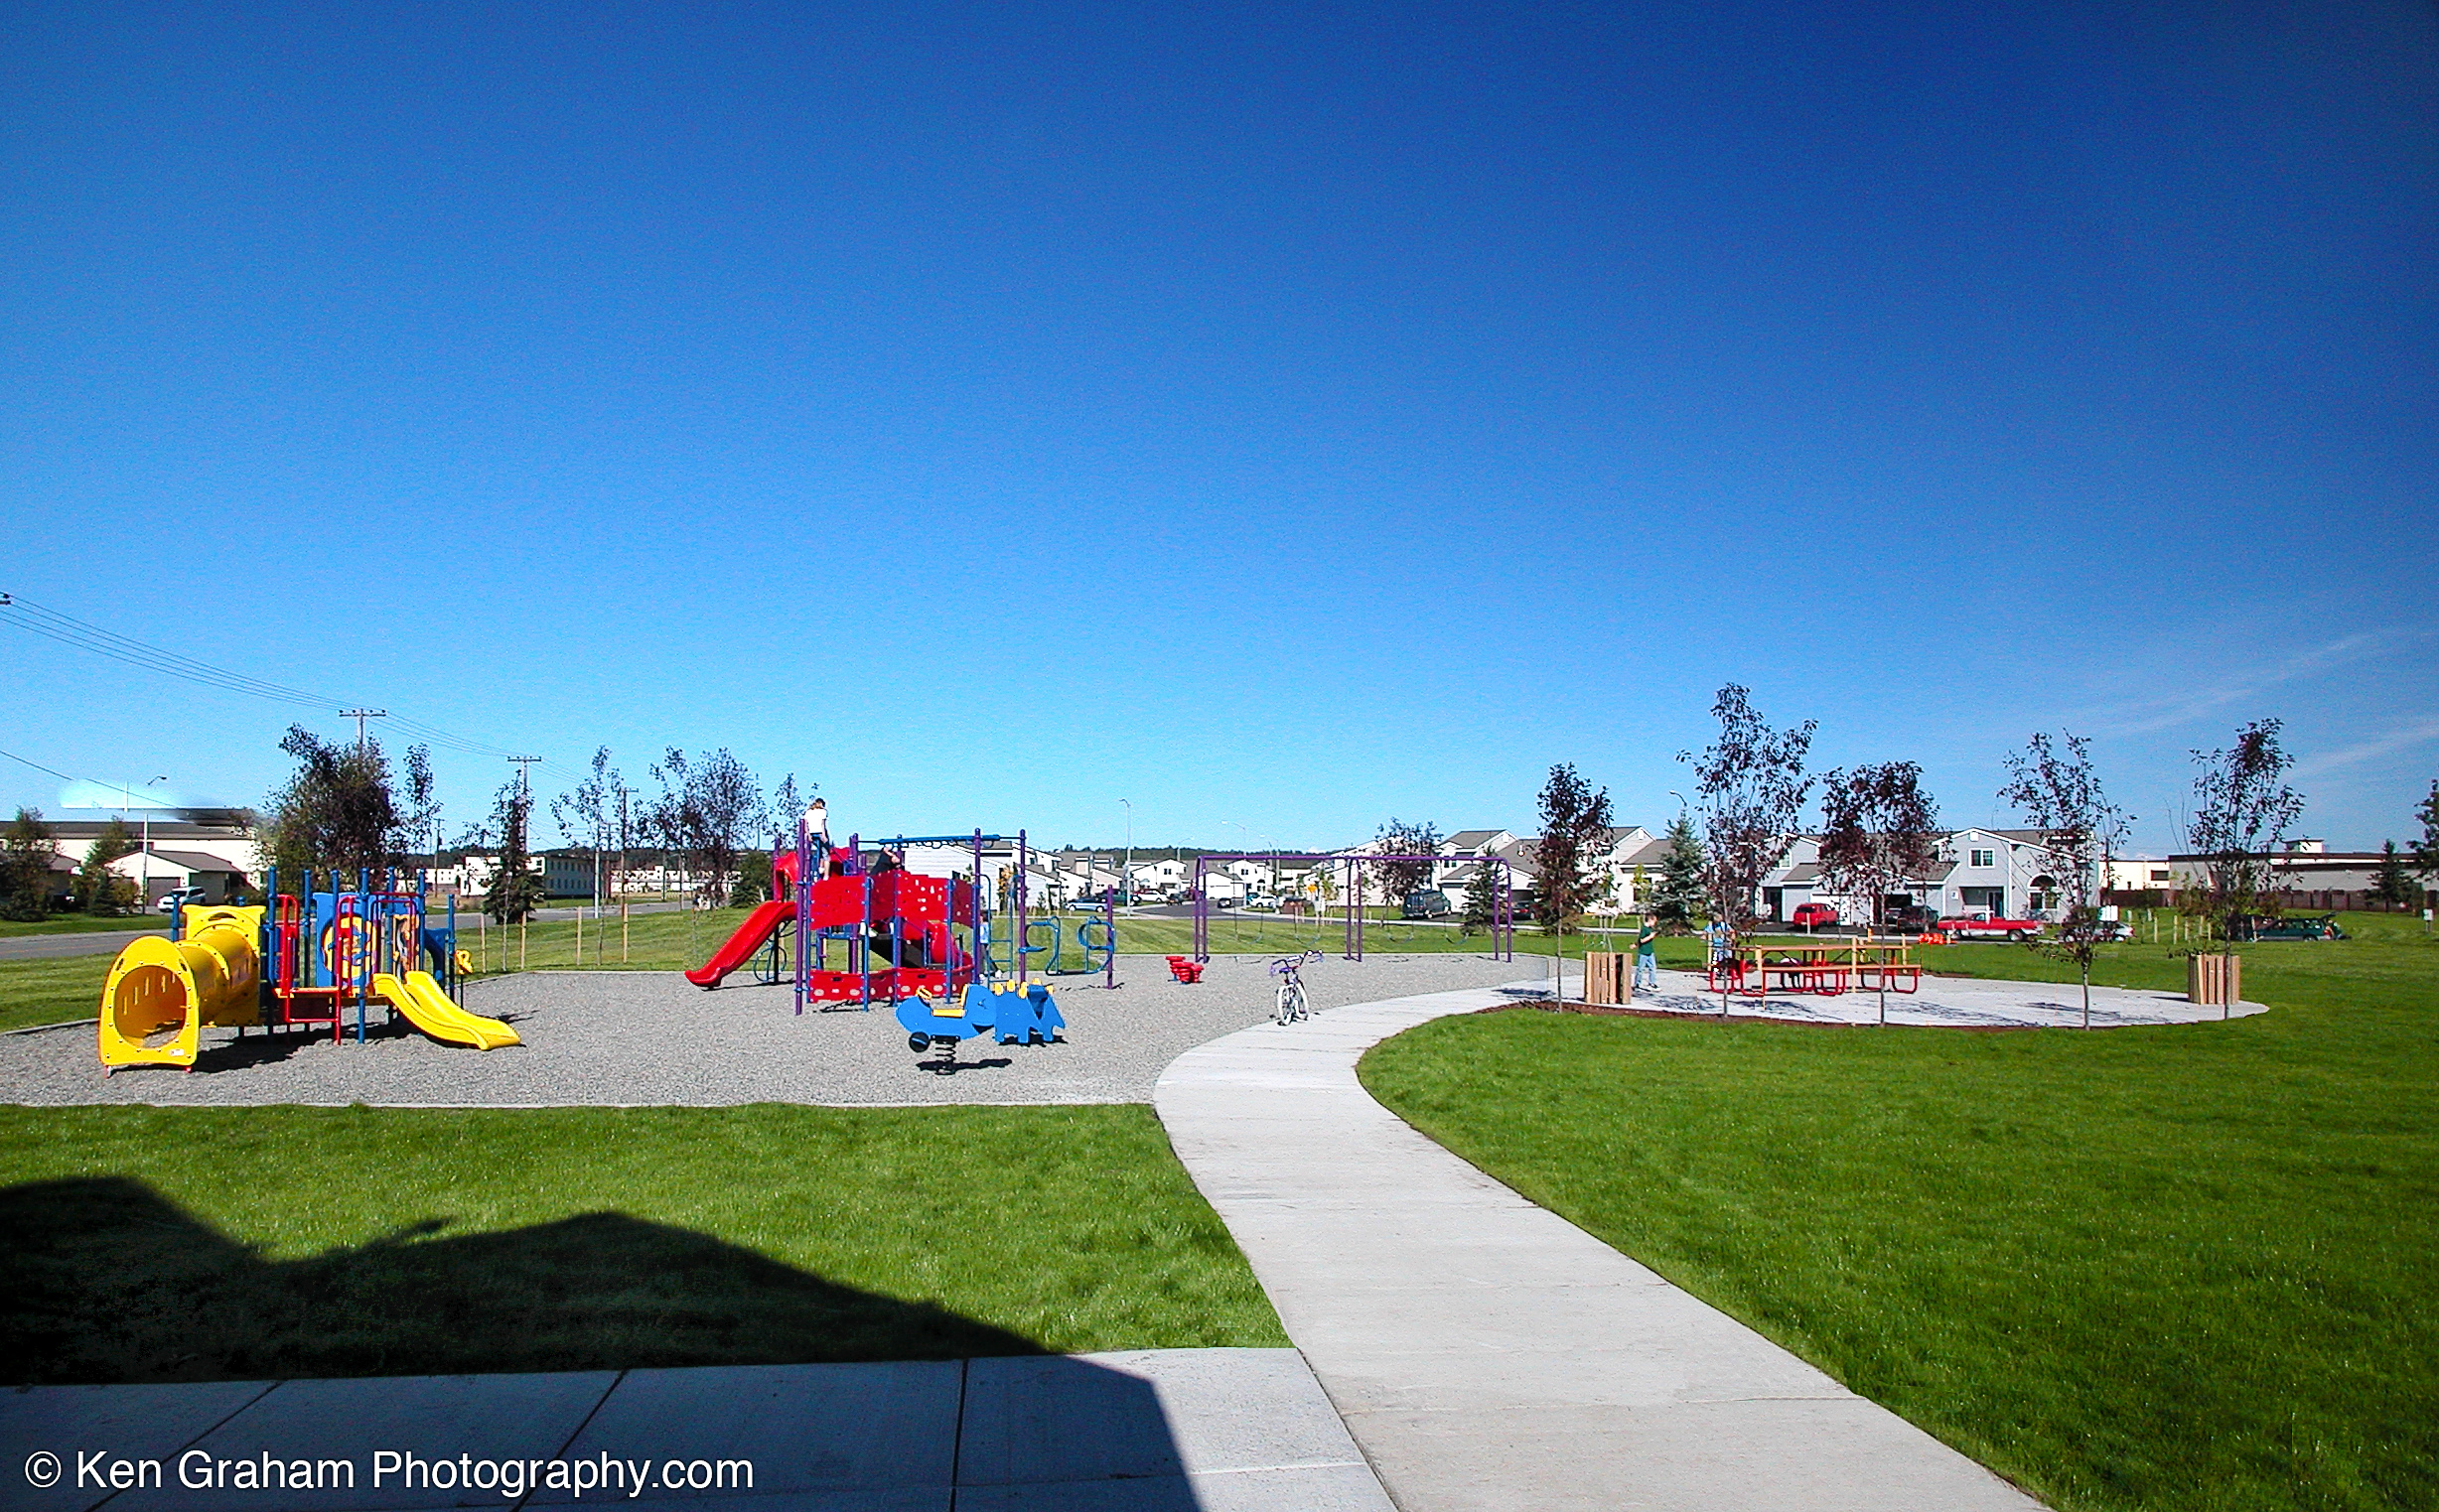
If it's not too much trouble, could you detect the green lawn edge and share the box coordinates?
[1357,912,2439,1512]
[1,1101,1287,1385]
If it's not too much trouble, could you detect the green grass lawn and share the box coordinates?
[0,955,115,1033]
[1360,910,2439,1512]
[1,1102,1285,1385]
[0,911,168,938]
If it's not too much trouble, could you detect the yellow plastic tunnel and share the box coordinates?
[98,905,265,1072]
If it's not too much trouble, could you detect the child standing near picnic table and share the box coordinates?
[1704,918,1735,973]
[1634,913,1658,994]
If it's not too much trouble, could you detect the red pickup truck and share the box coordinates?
[1936,914,2045,942]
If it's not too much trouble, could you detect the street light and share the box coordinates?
[115,775,167,912]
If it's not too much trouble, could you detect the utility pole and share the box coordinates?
[507,756,542,797]
[119,775,167,912]
[340,709,387,754]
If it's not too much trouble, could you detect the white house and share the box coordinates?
[104,848,250,904]
[43,819,258,905]
[1127,858,1193,897]
[2105,856,2182,893]
[898,838,1058,908]
[1760,828,2091,924]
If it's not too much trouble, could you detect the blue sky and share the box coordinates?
[3,0,2433,853]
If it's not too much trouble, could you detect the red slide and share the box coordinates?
[684,899,792,988]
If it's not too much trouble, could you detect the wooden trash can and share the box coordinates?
[1585,952,1630,1006]
[2187,951,2242,1007]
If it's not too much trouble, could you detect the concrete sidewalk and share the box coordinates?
[1,1350,1389,1512]
[1634,967,2267,1028]
[1155,981,2051,1512]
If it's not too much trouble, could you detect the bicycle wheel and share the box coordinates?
[1292,983,1309,1022]
[1274,984,1293,1026]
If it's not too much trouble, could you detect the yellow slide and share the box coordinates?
[373,970,520,1050]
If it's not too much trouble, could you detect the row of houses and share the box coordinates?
[26,820,2422,922]
[1085,829,2423,923]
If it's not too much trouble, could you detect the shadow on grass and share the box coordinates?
[2,1177,1048,1386]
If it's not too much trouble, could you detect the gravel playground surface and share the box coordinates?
[0,953,1533,1108]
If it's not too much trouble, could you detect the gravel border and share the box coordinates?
[0,953,1534,1108]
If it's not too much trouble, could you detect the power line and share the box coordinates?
[0,747,77,784]
[0,591,551,771]
[341,709,387,754]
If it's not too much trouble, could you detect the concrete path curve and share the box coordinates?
[1155,981,2051,1512]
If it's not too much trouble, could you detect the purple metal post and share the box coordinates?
[1016,828,1028,985]
[1183,851,1403,964]
[1190,857,1207,961]
[1104,878,1118,989]
[857,833,872,1008]
[1344,858,1359,961]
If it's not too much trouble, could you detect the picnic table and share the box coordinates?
[1707,937,1923,997]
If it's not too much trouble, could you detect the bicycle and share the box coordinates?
[1271,947,1322,1025]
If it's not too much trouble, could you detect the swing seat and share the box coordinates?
[1165,955,1205,984]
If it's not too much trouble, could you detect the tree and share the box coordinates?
[75,818,138,915]
[1818,762,1943,936]
[551,747,622,904]
[483,779,549,922]
[1679,685,1814,934]
[1998,732,2130,1029]
[1650,815,1706,933]
[1,807,57,922]
[2413,780,2439,888]
[2187,719,2306,940]
[772,774,803,842]
[1374,818,1442,907]
[1531,764,1613,933]
[731,849,776,906]
[2369,841,2415,908]
[390,745,439,866]
[257,726,397,881]
[646,748,766,907]
[1460,861,1505,935]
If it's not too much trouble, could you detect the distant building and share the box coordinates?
[43,819,257,905]
[1761,828,2084,924]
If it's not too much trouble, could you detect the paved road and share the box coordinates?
[0,927,167,962]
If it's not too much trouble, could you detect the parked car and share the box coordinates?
[1879,902,1938,934]
[1790,902,1839,931]
[1401,889,1454,920]
[1243,893,1281,912]
[2242,913,2347,941]
[1936,913,2045,942]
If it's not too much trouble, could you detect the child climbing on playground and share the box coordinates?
[801,796,845,880]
